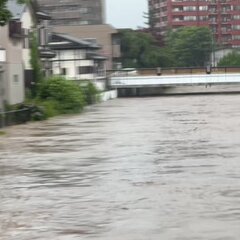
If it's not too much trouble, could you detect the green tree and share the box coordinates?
[0,0,11,26]
[218,51,240,67]
[30,32,43,97]
[143,9,157,31]
[120,29,174,68]
[37,76,86,114]
[0,0,25,26]
[166,27,213,67]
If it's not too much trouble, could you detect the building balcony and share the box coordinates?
[155,22,167,28]
[171,11,203,16]
[172,21,206,27]
[159,11,167,17]
[209,21,218,25]
[159,2,167,7]
[231,20,240,25]
[171,1,201,7]
[208,0,217,5]
[208,10,217,14]
[221,11,231,15]
[221,21,232,25]
[231,30,240,35]
[227,41,240,48]
[221,30,232,35]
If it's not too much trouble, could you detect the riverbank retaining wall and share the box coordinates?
[99,90,118,101]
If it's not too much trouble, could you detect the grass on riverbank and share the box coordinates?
[0,131,6,136]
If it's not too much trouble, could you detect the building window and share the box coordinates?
[61,68,67,75]
[79,7,88,14]
[233,15,240,20]
[79,20,89,25]
[13,74,19,84]
[232,35,240,40]
[232,25,240,30]
[199,6,207,11]
[199,16,208,21]
[78,66,94,74]
[9,20,22,38]
[184,16,197,21]
[183,6,197,12]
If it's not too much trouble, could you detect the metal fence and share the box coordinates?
[0,108,31,128]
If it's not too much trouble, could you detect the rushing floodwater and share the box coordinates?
[1,95,240,240]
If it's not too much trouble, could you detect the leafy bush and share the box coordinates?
[24,77,99,121]
[83,82,99,104]
[30,105,46,121]
[37,100,60,118]
[37,76,86,114]
[218,51,240,67]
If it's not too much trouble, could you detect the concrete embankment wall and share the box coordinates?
[162,84,240,95]
[99,90,118,101]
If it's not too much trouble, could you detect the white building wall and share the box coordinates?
[52,49,95,80]
[0,23,25,105]
[6,64,24,105]
[21,7,34,70]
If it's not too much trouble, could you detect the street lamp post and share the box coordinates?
[0,47,6,128]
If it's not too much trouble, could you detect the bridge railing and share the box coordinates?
[107,67,240,77]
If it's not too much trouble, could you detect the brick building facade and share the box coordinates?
[148,0,240,47]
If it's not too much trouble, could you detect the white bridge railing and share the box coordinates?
[110,73,240,88]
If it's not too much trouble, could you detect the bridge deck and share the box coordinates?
[110,73,240,88]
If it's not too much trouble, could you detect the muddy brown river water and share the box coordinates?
[1,95,240,240]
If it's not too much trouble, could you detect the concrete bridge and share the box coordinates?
[110,73,240,96]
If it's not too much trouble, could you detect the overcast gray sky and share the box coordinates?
[106,0,148,29]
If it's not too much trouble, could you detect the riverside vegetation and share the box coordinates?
[120,27,213,68]
[23,32,99,121]
[4,76,99,124]
[25,76,99,121]
[0,20,99,126]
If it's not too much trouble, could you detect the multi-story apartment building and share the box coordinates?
[37,0,106,26]
[148,0,240,47]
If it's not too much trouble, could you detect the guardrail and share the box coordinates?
[0,108,31,128]
[107,66,240,77]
